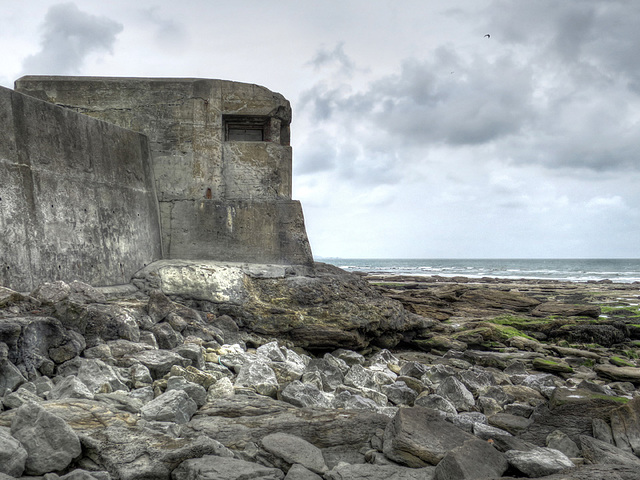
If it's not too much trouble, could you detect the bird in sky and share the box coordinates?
[484,34,490,38]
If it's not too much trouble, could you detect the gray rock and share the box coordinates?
[488,412,533,435]
[0,360,26,394]
[436,376,475,412]
[152,321,183,349]
[422,364,458,384]
[335,384,388,407]
[73,358,128,393]
[207,377,235,400]
[451,412,487,433]
[58,469,112,480]
[10,402,81,475]
[172,455,284,480]
[3,386,43,409]
[384,381,418,406]
[257,341,287,363]
[48,375,94,400]
[129,386,155,404]
[434,438,508,480]
[331,348,366,367]
[414,393,457,415]
[477,396,503,416]
[332,390,381,412]
[166,376,207,407]
[284,464,323,480]
[235,360,279,397]
[580,435,640,466]
[260,432,328,474]
[130,363,153,386]
[0,426,27,477]
[592,418,614,444]
[325,463,436,480]
[503,401,535,418]
[81,425,225,480]
[610,396,640,455]
[31,281,72,304]
[280,380,332,408]
[505,447,575,477]
[399,361,428,379]
[93,392,144,414]
[519,387,629,446]
[456,368,495,396]
[189,395,389,452]
[472,422,513,441]
[172,344,205,369]
[546,429,581,458]
[382,406,475,467]
[140,389,198,424]
[306,358,345,392]
[126,349,191,379]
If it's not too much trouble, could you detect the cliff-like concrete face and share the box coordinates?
[0,86,162,291]
[16,77,313,266]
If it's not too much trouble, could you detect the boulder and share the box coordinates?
[435,376,475,412]
[235,360,279,397]
[284,464,323,480]
[81,426,228,480]
[520,387,628,445]
[579,435,640,466]
[546,429,581,458]
[325,463,436,480]
[414,393,457,415]
[383,381,418,406]
[125,349,191,379]
[172,455,284,480]
[595,364,640,384]
[0,426,27,477]
[382,406,475,467]
[10,402,82,475]
[259,432,328,475]
[280,380,332,409]
[434,438,508,480]
[189,395,389,451]
[488,413,533,435]
[0,359,26,395]
[505,447,575,477]
[306,358,345,392]
[140,389,198,424]
[166,376,207,407]
[48,375,95,400]
[610,397,640,454]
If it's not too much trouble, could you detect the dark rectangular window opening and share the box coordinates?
[224,115,270,142]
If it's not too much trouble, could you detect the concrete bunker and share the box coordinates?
[15,76,313,267]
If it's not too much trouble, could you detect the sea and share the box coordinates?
[320,258,640,284]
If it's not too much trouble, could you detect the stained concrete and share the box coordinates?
[16,77,313,266]
[0,86,162,292]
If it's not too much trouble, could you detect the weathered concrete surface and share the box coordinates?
[0,86,162,292]
[15,76,313,266]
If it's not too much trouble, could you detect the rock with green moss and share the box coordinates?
[532,357,574,374]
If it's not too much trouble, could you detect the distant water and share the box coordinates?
[320,258,640,283]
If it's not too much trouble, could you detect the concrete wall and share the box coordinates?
[16,77,313,266]
[0,86,162,292]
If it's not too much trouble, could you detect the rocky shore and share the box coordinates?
[1,263,640,479]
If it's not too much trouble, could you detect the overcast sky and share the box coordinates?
[2,0,639,259]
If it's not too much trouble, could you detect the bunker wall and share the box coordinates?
[0,86,162,291]
[16,77,313,266]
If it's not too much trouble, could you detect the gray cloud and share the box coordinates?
[307,42,356,76]
[21,3,123,75]
[141,7,188,50]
